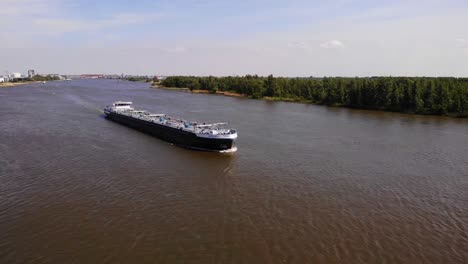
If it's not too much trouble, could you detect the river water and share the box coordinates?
[0,79,467,263]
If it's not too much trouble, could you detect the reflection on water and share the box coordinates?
[0,79,467,263]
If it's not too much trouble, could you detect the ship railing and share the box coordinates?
[113,101,133,106]
[195,128,236,135]
[112,101,133,107]
[196,122,228,128]
[130,110,148,114]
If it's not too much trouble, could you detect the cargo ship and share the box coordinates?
[104,101,237,152]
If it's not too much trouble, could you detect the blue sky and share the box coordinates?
[1,0,468,76]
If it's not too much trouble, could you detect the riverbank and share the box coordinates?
[153,85,247,98]
[159,76,468,118]
[154,85,337,104]
[152,84,468,118]
[192,89,246,98]
[0,81,42,87]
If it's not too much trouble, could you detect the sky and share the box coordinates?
[1,0,468,76]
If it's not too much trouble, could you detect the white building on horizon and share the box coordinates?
[10,72,22,78]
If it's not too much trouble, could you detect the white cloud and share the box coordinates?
[32,13,161,34]
[0,0,161,36]
[0,0,56,16]
[0,0,59,28]
[455,38,467,48]
[287,41,309,49]
[33,18,88,33]
[320,40,344,49]
[165,46,187,53]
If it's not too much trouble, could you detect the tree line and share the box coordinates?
[126,76,158,82]
[161,75,468,117]
[30,75,61,81]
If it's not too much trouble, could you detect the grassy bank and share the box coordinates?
[153,84,247,98]
[153,84,317,103]
[0,81,41,87]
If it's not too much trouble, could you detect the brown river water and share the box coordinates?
[0,79,467,263]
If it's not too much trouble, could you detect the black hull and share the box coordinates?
[105,112,235,151]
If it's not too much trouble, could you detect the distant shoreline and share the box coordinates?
[153,85,247,98]
[0,81,42,87]
[153,85,327,104]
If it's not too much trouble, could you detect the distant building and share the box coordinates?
[0,77,4,83]
[28,70,35,78]
[80,74,105,79]
[10,72,21,78]
[104,74,121,79]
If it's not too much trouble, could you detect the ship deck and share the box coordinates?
[111,109,236,137]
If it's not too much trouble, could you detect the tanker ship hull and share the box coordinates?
[105,112,235,151]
